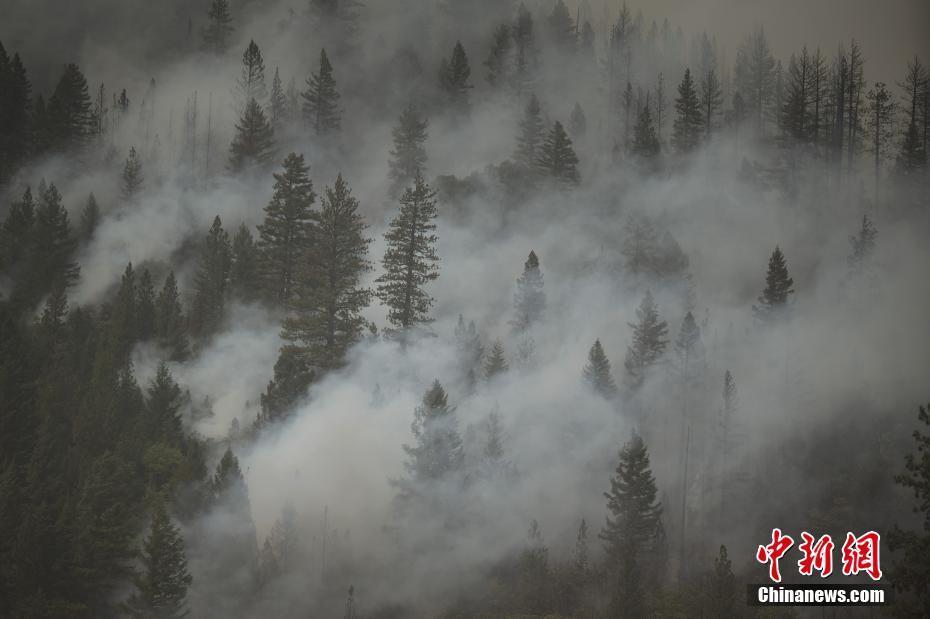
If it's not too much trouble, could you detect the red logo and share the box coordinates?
[757,529,882,582]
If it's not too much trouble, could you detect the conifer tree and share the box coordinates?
[705,545,737,617]
[202,0,234,54]
[485,25,512,87]
[514,93,545,168]
[888,402,930,615]
[230,223,259,301]
[752,246,794,324]
[80,193,100,241]
[121,146,144,199]
[600,432,663,563]
[439,42,472,116]
[583,339,617,398]
[302,49,341,136]
[847,215,878,274]
[388,105,429,197]
[734,27,776,132]
[269,67,288,127]
[511,3,537,95]
[484,340,508,379]
[146,363,184,446]
[375,172,439,336]
[537,121,580,186]
[401,380,464,483]
[511,250,545,332]
[257,153,317,305]
[631,102,661,160]
[624,290,668,390]
[699,68,723,137]
[454,315,484,383]
[282,173,372,369]
[546,0,575,52]
[136,268,156,341]
[47,63,92,151]
[782,48,812,143]
[228,98,275,172]
[189,216,232,338]
[155,271,190,362]
[864,82,896,198]
[672,68,703,153]
[26,183,80,304]
[258,346,314,424]
[0,48,32,182]
[674,311,702,374]
[237,40,267,112]
[1,186,35,270]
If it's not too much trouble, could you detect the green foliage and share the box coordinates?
[583,339,617,398]
[189,217,232,339]
[439,42,472,116]
[536,121,580,186]
[202,0,234,54]
[752,245,794,324]
[388,104,429,197]
[302,48,341,135]
[624,291,669,390]
[511,251,545,332]
[228,98,275,172]
[672,68,703,153]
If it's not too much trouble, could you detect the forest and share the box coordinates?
[0,0,929,617]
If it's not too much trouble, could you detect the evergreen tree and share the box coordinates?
[47,63,92,151]
[26,183,80,303]
[439,42,472,116]
[484,340,508,379]
[388,104,429,197]
[202,0,234,54]
[583,339,617,398]
[896,57,927,174]
[624,291,668,390]
[155,271,190,362]
[375,172,440,336]
[269,67,288,127]
[121,146,144,199]
[282,173,372,369]
[228,98,275,172]
[1,186,35,271]
[888,402,930,616]
[631,102,661,161]
[136,268,156,341]
[230,223,259,301]
[847,214,878,274]
[718,370,739,515]
[189,216,232,339]
[80,193,100,241]
[734,27,776,132]
[600,432,663,562]
[146,363,184,446]
[699,68,723,137]
[752,246,794,324]
[485,25,512,87]
[257,152,317,305]
[0,48,32,182]
[864,82,896,199]
[511,3,537,95]
[536,121,580,186]
[401,380,463,483]
[705,545,737,617]
[782,48,812,143]
[674,311,702,374]
[514,93,545,168]
[258,346,314,424]
[511,250,545,332]
[302,49,341,136]
[672,68,703,153]
[546,0,575,52]
[236,40,267,111]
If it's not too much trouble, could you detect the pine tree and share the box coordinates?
[230,223,259,301]
[1,186,35,270]
[136,268,156,341]
[699,68,723,137]
[439,42,472,116]
[401,380,463,483]
[624,290,668,390]
[484,340,508,379]
[146,363,184,445]
[454,315,484,383]
[258,346,314,424]
[0,48,32,182]
[897,57,927,174]
[674,311,702,369]
[600,432,663,563]
[228,98,275,172]
[511,250,545,332]
[888,402,930,616]
[485,25,512,87]
[282,173,372,369]
[536,121,580,186]
[302,49,341,136]
[375,172,439,336]
[705,545,737,617]
[269,67,288,127]
[847,215,878,275]
[752,246,794,324]
[782,48,812,143]
[123,502,191,619]
[47,63,93,151]
[718,370,739,515]
[734,27,776,132]
[546,0,575,52]
[865,82,896,199]
[237,40,267,111]
[388,105,429,197]
[583,339,617,398]
[514,93,545,168]
[189,216,232,339]
[121,146,144,199]
[511,3,537,95]
[80,193,100,241]
[672,68,703,153]
[155,271,190,361]
[631,102,661,160]
[25,183,80,303]
[202,0,234,54]
[257,153,317,305]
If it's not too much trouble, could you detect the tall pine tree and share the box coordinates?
[751,246,794,324]
[302,49,341,136]
[511,250,546,332]
[388,104,429,197]
[228,98,275,172]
